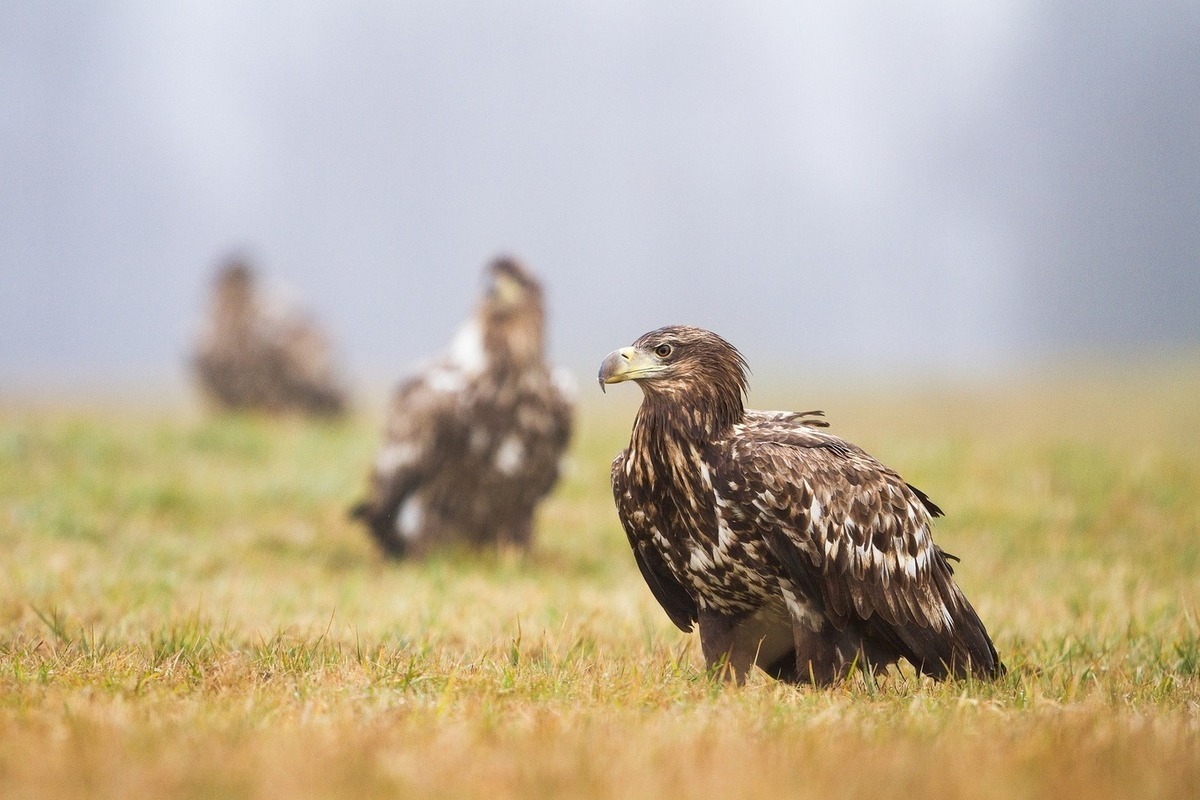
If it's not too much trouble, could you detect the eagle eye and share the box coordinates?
[654,343,673,359]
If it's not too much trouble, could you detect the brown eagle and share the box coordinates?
[352,256,573,558]
[599,325,1002,685]
[193,257,348,416]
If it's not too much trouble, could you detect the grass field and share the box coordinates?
[2,365,1199,799]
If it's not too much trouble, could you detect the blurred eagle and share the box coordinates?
[193,256,348,416]
[352,256,573,558]
[599,325,1002,685]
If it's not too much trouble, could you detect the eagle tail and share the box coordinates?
[881,588,1003,680]
[348,494,410,559]
[946,593,1005,679]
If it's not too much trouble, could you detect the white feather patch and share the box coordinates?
[427,367,467,394]
[396,498,423,541]
[447,318,486,374]
[650,526,670,551]
[375,443,419,475]
[780,581,824,632]
[551,367,577,399]
[688,547,713,572]
[494,435,525,475]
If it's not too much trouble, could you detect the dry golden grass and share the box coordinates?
[2,364,1199,799]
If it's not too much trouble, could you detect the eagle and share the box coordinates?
[352,256,574,558]
[598,325,1002,685]
[193,256,348,417]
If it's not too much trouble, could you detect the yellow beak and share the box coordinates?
[597,347,665,392]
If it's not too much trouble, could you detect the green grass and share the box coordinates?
[2,367,1199,799]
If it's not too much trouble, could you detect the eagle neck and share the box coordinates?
[633,386,743,445]
[483,307,544,373]
[628,392,735,481]
[213,301,257,340]
[627,396,724,549]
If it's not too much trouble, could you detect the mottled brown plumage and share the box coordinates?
[353,257,573,558]
[193,257,348,416]
[599,325,1001,685]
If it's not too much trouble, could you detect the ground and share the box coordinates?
[1,363,1198,799]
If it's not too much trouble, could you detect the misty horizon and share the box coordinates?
[3,2,1197,392]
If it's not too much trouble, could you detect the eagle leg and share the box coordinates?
[788,622,902,686]
[493,515,534,550]
[788,624,859,686]
[698,606,796,684]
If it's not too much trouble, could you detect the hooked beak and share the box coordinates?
[597,346,664,392]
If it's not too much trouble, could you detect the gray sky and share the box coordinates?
[2,1,1198,390]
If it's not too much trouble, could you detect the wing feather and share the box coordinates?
[718,418,1000,676]
[721,422,959,633]
[612,452,698,632]
[352,374,445,517]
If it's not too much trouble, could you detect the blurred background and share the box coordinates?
[2,0,1197,394]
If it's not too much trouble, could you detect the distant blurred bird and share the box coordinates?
[193,256,348,417]
[352,256,574,558]
[599,325,1002,685]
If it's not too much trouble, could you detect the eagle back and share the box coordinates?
[431,365,569,516]
[715,415,964,633]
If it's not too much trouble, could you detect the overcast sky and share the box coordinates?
[2,1,1197,391]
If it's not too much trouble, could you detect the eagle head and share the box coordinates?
[598,325,748,431]
[484,256,543,317]
[213,255,258,318]
[478,255,546,367]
